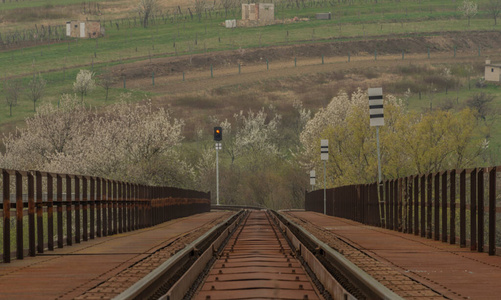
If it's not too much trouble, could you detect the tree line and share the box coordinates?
[0,85,492,208]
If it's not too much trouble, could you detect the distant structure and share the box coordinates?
[485,60,501,82]
[316,12,332,20]
[66,20,103,38]
[241,3,274,25]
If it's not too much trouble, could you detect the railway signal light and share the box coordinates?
[214,127,222,141]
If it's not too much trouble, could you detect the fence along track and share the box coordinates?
[1,168,210,264]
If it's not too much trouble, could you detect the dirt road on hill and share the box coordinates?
[112,31,501,95]
[120,51,500,95]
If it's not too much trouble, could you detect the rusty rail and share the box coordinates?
[306,166,500,256]
[114,210,244,300]
[273,211,402,300]
[1,168,210,263]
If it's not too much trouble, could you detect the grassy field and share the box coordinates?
[0,1,498,98]
[1,5,499,77]
[1,0,501,156]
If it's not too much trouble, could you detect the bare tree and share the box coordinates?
[28,73,47,112]
[487,0,501,25]
[194,0,206,21]
[221,0,235,17]
[3,79,23,117]
[137,0,158,28]
[466,92,495,120]
[98,70,116,101]
[460,0,478,26]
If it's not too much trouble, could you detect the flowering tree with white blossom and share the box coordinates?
[460,0,478,26]
[73,70,96,102]
[0,93,191,187]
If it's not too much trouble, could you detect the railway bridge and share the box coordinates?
[1,166,501,299]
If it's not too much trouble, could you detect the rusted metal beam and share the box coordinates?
[478,168,484,253]
[36,171,44,253]
[83,176,88,242]
[107,179,112,236]
[90,177,95,240]
[420,174,426,238]
[441,171,448,243]
[459,169,466,247]
[75,176,81,244]
[57,174,64,248]
[66,175,73,246]
[97,178,103,238]
[489,167,496,256]
[118,181,123,234]
[3,170,11,263]
[426,174,432,239]
[16,171,24,260]
[47,174,54,251]
[434,172,440,241]
[28,172,35,257]
[450,169,456,245]
[414,175,419,236]
[471,169,477,251]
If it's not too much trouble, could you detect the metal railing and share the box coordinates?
[305,167,500,256]
[1,168,210,263]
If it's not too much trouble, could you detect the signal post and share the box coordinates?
[214,127,222,206]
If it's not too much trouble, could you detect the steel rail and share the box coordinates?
[113,210,244,300]
[273,211,403,300]
[160,210,248,300]
[211,204,266,211]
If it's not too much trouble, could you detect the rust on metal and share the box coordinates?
[477,168,484,253]
[36,171,44,253]
[15,171,23,260]
[489,167,496,255]
[3,170,11,263]
[28,171,35,257]
[65,174,72,246]
[0,167,210,265]
[306,165,501,257]
[284,212,432,299]
[470,168,477,251]
[450,169,456,245]
[194,210,320,300]
[441,171,447,243]
[0,212,230,300]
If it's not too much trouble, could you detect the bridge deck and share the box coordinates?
[287,211,501,300]
[0,211,232,300]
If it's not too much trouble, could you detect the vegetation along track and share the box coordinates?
[111,209,407,299]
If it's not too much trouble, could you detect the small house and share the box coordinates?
[66,20,103,39]
[242,3,274,24]
[485,60,501,82]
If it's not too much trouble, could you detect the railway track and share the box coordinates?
[114,209,402,300]
[192,210,320,299]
